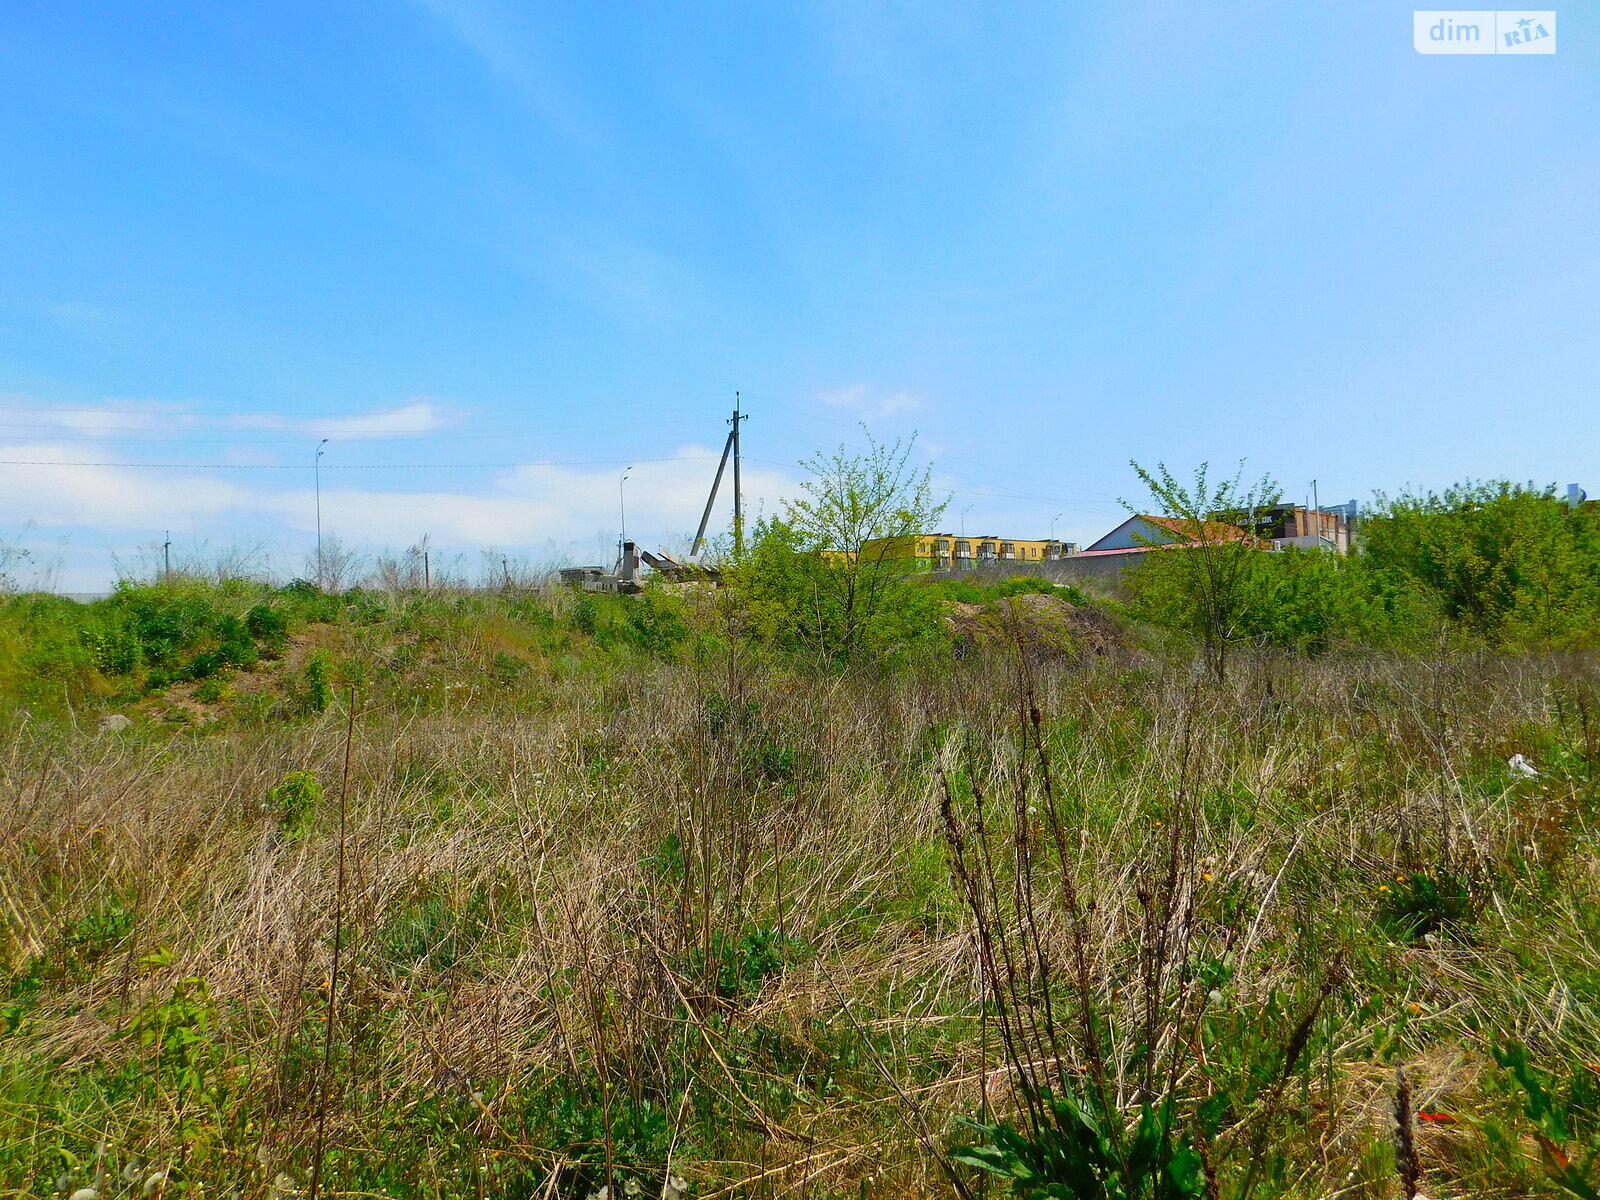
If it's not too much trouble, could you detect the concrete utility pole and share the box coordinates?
[315,438,329,588]
[689,397,748,557]
[163,531,172,584]
[730,393,746,554]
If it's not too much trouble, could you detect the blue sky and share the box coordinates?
[1,2,1595,589]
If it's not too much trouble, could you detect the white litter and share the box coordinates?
[1508,754,1540,779]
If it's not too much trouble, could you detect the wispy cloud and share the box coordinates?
[411,0,602,149]
[817,384,924,421]
[4,398,453,440]
[233,400,452,439]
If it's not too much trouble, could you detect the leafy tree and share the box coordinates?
[1361,482,1600,646]
[725,431,948,667]
[1122,461,1280,682]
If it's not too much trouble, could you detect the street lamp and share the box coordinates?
[961,504,973,537]
[619,466,632,553]
[1051,512,1063,541]
[315,438,329,588]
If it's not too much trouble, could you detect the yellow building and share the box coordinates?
[858,534,1078,568]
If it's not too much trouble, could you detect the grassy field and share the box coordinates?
[1,578,1597,1198]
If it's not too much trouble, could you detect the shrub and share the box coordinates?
[79,626,140,675]
[108,583,221,669]
[1375,868,1473,942]
[304,651,332,712]
[245,604,290,657]
[622,588,688,657]
[267,770,323,836]
[1363,482,1600,646]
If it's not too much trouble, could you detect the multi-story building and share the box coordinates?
[857,534,1079,568]
[1253,504,1354,553]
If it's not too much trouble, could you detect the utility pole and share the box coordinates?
[1311,478,1320,544]
[163,531,172,584]
[730,393,746,554]
[315,438,329,589]
[689,398,748,558]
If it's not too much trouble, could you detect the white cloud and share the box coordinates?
[233,400,451,439]
[0,444,254,528]
[818,384,924,420]
[0,443,800,583]
[2,398,452,441]
[288,447,798,548]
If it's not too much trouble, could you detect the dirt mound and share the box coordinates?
[945,591,1122,658]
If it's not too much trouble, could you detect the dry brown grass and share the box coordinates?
[1,617,1597,1197]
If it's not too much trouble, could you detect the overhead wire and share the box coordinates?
[0,455,722,470]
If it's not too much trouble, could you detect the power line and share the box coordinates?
[0,403,440,420]
[0,455,725,470]
[0,421,441,434]
[737,454,1116,512]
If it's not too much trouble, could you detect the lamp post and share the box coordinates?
[961,504,973,538]
[619,466,632,555]
[315,438,329,588]
[1051,512,1063,541]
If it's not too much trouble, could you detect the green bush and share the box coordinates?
[79,625,140,675]
[107,583,221,669]
[268,770,323,836]
[1363,482,1600,646]
[727,518,949,667]
[244,604,289,656]
[304,651,333,712]
[571,596,598,636]
[622,588,688,656]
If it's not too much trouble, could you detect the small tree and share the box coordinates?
[726,431,948,666]
[1123,460,1280,683]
